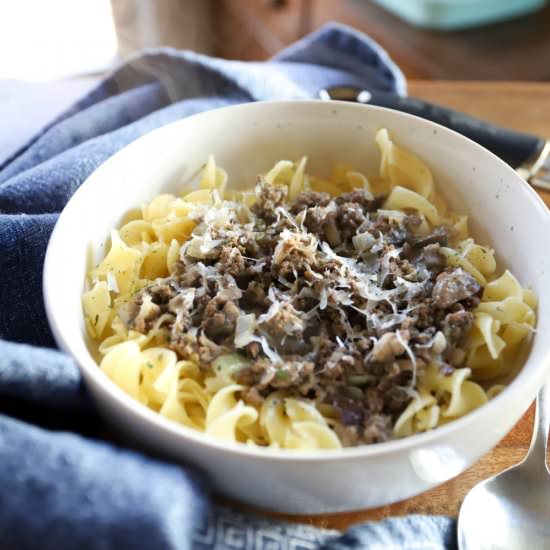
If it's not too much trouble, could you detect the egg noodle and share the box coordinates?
[83,129,536,450]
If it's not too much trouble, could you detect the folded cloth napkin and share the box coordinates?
[0,23,457,550]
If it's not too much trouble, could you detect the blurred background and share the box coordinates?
[2,0,549,162]
[1,0,549,82]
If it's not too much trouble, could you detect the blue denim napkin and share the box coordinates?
[0,23,457,550]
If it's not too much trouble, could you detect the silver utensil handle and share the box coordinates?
[524,382,550,473]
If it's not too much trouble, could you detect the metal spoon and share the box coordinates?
[458,383,550,549]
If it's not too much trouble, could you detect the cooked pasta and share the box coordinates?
[83,129,536,450]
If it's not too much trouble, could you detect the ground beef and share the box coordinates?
[151,283,177,303]
[169,330,198,361]
[271,360,315,391]
[232,364,261,386]
[301,204,348,247]
[234,358,315,393]
[290,191,331,213]
[251,179,288,222]
[201,296,240,343]
[335,190,385,212]
[217,246,246,278]
[408,303,436,330]
[303,206,331,236]
[385,385,412,413]
[273,249,312,279]
[337,202,366,240]
[243,236,262,258]
[219,231,263,259]
[169,330,226,369]
[322,309,349,341]
[124,181,485,447]
[191,289,212,325]
[241,386,265,407]
[240,282,268,311]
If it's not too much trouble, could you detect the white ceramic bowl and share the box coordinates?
[44,101,550,514]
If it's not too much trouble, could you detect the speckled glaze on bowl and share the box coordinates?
[43,101,550,514]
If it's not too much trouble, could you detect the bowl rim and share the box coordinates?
[44,99,550,462]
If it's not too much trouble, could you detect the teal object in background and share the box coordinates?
[372,0,547,30]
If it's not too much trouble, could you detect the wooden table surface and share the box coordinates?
[215,0,550,81]
[223,80,550,530]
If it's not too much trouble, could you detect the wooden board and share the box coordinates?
[221,81,550,530]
